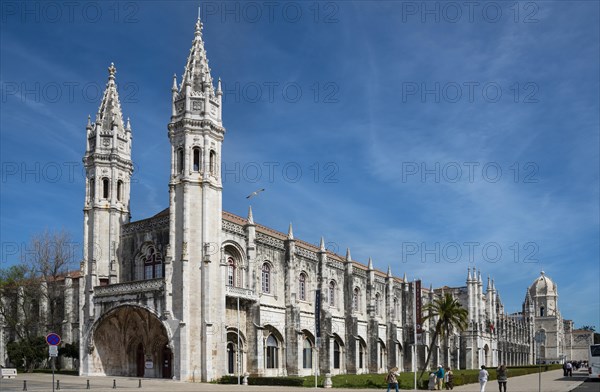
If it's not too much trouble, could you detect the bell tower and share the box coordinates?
[82,63,133,288]
[167,15,225,381]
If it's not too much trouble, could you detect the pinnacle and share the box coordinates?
[247,206,254,225]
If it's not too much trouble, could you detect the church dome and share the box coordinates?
[528,271,557,297]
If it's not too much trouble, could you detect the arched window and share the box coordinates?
[353,287,360,312]
[262,263,271,294]
[333,340,341,369]
[102,177,110,199]
[299,272,307,301]
[540,306,545,317]
[117,180,123,201]
[378,339,386,370]
[177,148,184,174]
[193,147,201,172]
[209,150,216,174]
[359,340,366,369]
[227,257,237,287]
[302,337,312,369]
[329,281,336,307]
[89,178,95,202]
[143,246,163,280]
[375,293,381,316]
[266,334,278,369]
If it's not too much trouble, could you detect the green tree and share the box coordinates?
[6,337,47,370]
[419,293,469,380]
[0,230,76,370]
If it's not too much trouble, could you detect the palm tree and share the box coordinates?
[418,293,469,380]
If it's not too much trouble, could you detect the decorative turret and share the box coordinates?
[82,63,134,350]
[287,222,294,240]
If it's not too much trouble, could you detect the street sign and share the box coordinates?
[49,345,58,357]
[46,333,61,346]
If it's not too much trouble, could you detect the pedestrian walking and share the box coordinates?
[445,367,454,390]
[428,371,437,390]
[386,367,399,392]
[562,362,568,377]
[496,364,508,392]
[479,365,489,392]
[566,361,573,377]
[435,365,445,390]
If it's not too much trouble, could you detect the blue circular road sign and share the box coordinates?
[46,333,61,346]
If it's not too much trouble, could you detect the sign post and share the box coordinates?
[534,330,546,392]
[46,333,61,392]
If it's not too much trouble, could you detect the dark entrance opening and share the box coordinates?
[162,345,172,379]
[227,343,235,374]
[136,343,145,377]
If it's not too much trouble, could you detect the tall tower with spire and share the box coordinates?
[167,15,225,381]
[82,63,133,297]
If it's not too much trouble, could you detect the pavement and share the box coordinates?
[0,368,594,392]
[451,369,591,392]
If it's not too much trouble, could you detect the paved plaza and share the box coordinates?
[0,369,594,392]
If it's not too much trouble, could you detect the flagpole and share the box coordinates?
[413,278,417,390]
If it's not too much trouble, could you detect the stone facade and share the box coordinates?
[0,14,580,382]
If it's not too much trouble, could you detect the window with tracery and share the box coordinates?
[142,245,163,280]
[353,287,360,312]
[227,257,242,287]
[302,337,312,369]
[329,281,336,307]
[262,263,271,294]
[299,272,307,301]
[266,334,278,369]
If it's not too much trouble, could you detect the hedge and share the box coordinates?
[217,365,562,389]
[218,375,305,386]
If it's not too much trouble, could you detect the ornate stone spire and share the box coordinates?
[180,14,215,95]
[287,222,294,240]
[467,267,472,282]
[387,265,392,278]
[367,257,373,270]
[319,237,326,252]
[403,272,408,282]
[94,62,125,134]
[345,248,351,262]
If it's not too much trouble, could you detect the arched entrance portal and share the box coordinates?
[92,305,171,378]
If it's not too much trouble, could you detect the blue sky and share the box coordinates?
[1,1,598,328]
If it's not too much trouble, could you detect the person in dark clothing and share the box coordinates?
[496,364,508,392]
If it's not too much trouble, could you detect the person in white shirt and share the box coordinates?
[479,365,489,392]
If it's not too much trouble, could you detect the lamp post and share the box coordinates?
[534,330,546,392]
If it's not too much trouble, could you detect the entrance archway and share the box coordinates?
[91,305,171,377]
